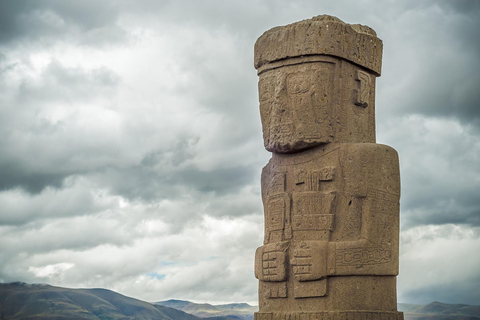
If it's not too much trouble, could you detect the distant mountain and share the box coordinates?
[158,299,195,310]
[216,303,256,312]
[2,282,478,320]
[399,301,480,320]
[398,303,423,313]
[154,299,257,320]
[0,282,200,320]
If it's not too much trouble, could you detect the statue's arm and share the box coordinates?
[327,143,401,276]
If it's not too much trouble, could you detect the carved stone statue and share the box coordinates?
[254,15,403,320]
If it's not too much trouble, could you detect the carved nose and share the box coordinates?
[271,102,286,127]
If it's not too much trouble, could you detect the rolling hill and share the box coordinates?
[154,300,256,320]
[398,301,480,320]
[1,282,479,320]
[0,282,200,320]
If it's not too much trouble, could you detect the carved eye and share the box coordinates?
[287,74,310,94]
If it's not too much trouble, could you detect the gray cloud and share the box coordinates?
[399,224,480,305]
[0,59,121,194]
[93,163,257,201]
[0,178,113,226]
[0,0,125,46]
[401,278,480,306]
[19,60,120,102]
[377,0,480,128]
[0,0,479,307]
[0,170,65,194]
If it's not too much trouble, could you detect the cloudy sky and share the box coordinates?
[1,0,479,306]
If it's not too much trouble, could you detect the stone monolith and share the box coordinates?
[254,15,403,320]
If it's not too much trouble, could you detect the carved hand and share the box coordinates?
[255,243,289,282]
[290,241,327,281]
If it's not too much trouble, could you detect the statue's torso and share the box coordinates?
[256,143,400,311]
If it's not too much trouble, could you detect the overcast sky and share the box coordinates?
[0,0,479,306]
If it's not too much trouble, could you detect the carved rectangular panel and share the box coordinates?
[259,282,288,299]
[354,69,370,108]
[292,192,336,216]
[292,214,334,231]
[265,193,291,242]
[265,282,288,298]
[286,66,333,141]
[268,197,286,231]
[294,168,336,191]
[335,247,391,267]
[318,167,335,181]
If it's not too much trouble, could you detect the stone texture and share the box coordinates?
[254,15,403,320]
[254,15,383,76]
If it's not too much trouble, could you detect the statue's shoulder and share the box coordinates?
[338,143,399,164]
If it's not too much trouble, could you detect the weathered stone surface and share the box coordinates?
[254,15,383,76]
[258,56,376,153]
[254,15,402,320]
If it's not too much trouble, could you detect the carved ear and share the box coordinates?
[354,70,371,108]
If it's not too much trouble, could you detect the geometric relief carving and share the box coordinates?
[285,66,332,142]
[259,60,336,153]
[267,196,287,231]
[294,170,308,187]
[370,189,399,243]
[287,70,317,140]
[261,282,288,299]
[292,95,317,140]
[318,167,335,181]
[335,247,391,267]
[294,168,336,191]
[291,241,327,282]
[292,192,336,217]
[292,214,334,231]
[314,66,331,102]
[292,192,320,215]
[354,69,370,108]
[370,189,398,213]
[287,73,311,95]
[270,172,286,194]
[265,193,291,241]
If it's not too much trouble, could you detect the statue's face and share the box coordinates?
[258,61,334,153]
